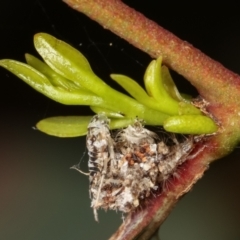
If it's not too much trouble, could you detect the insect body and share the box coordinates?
[86,114,115,221]
[78,114,196,221]
[87,114,111,177]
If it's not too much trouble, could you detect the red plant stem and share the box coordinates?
[109,145,208,240]
[63,0,240,239]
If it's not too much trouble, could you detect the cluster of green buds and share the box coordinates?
[0,33,217,137]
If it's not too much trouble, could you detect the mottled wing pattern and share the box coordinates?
[86,114,111,178]
[84,114,197,221]
[86,114,115,221]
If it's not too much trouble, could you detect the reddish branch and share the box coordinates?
[63,0,240,239]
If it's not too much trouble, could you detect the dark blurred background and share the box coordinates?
[0,1,240,239]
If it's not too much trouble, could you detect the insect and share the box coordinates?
[86,114,115,221]
[73,114,197,221]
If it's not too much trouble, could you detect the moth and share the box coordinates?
[86,114,115,221]
[73,114,196,221]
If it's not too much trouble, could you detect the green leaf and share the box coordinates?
[161,65,184,101]
[0,59,104,106]
[34,33,106,95]
[25,53,82,91]
[144,57,202,115]
[34,33,92,74]
[163,115,218,134]
[144,57,181,115]
[111,74,150,100]
[37,116,93,137]
[0,59,51,91]
[110,74,165,112]
[37,115,135,137]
